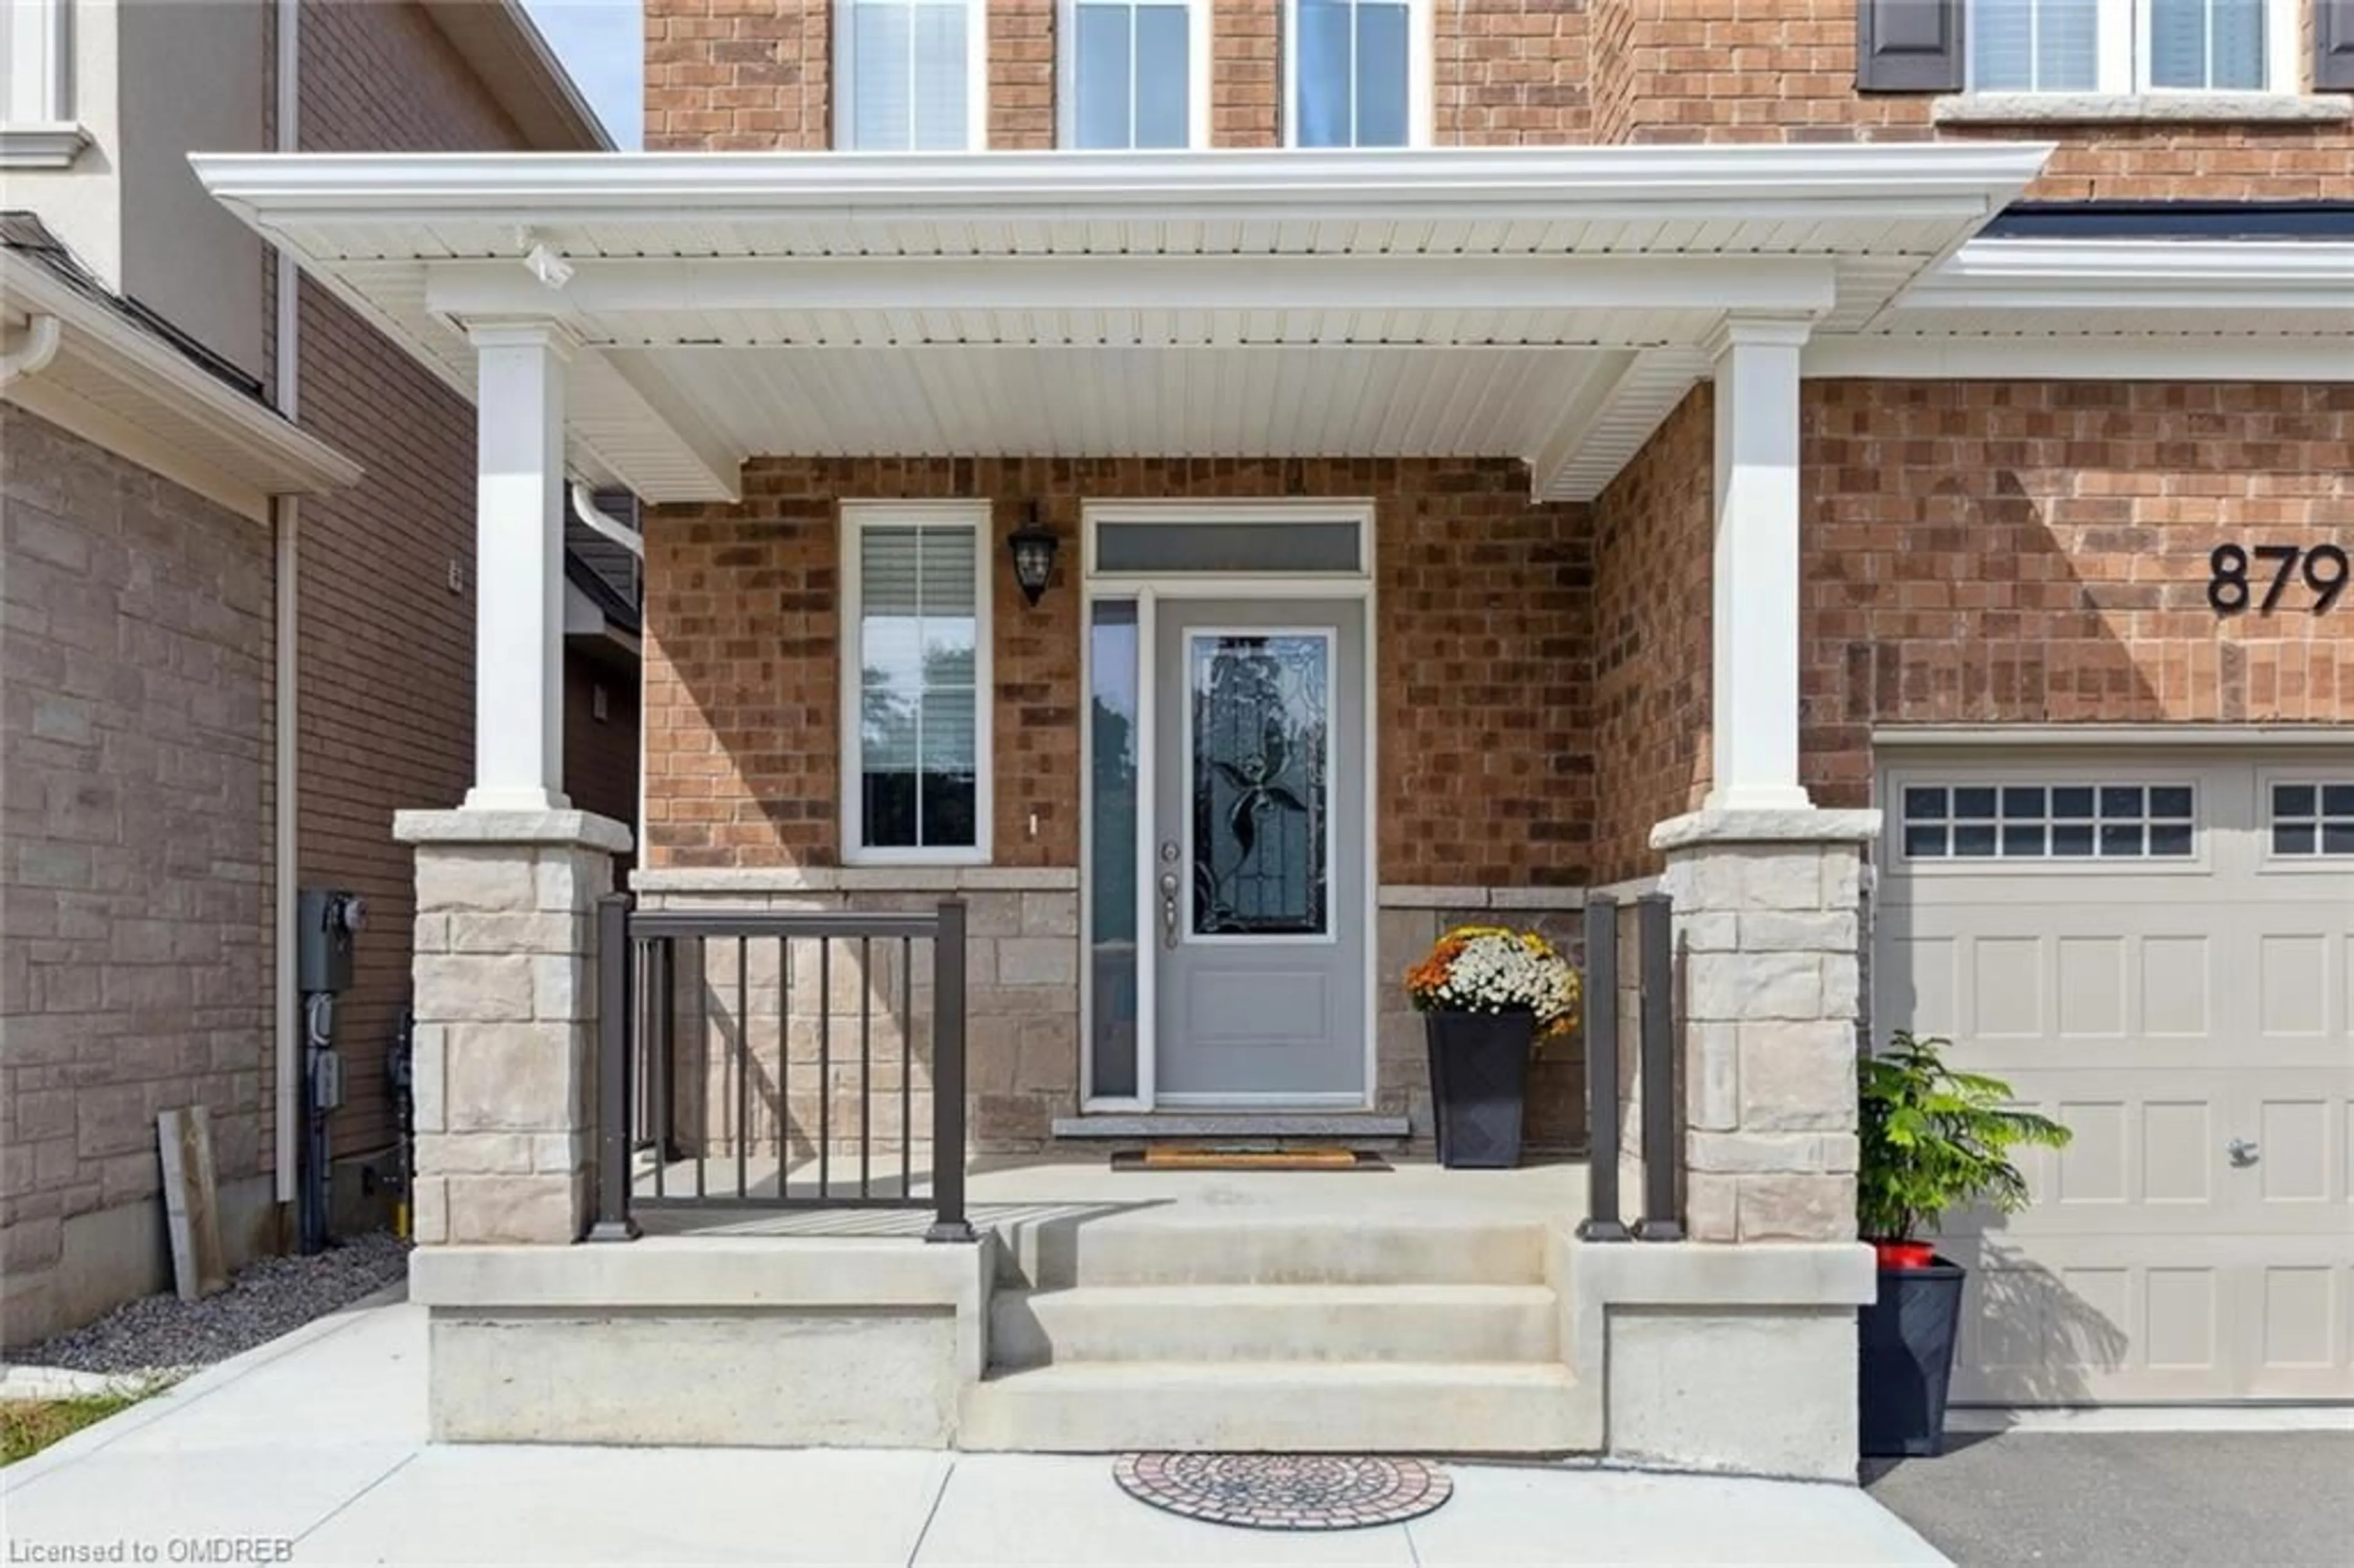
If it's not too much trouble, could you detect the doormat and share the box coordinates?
[1111,1147,1390,1172]
[1113,1453,1452,1531]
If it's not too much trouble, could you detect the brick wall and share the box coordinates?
[1802,379,2354,806]
[289,4,546,1161]
[1589,387,1713,885]
[644,457,1594,886]
[640,0,2350,199]
[1590,0,2352,200]
[1,408,275,1344]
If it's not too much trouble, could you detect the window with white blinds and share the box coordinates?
[837,0,983,150]
[844,504,991,861]
[1970,0,2289,92]
[1287,0,1423,148]
[1065,0,1201,148]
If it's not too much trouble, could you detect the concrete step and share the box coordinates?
[958,1360,1594,1453]
[999,1217,1548,1290]
[990,1284,1559,1368]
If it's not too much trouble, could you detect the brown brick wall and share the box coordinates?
[1802,379,2354,807]
[644,457,1594,886]
[644,0,2351,199]
[1,408,276,1344]
[1590,387,1713,885]
[1590,0,2353,200]
[291,3,571,1159]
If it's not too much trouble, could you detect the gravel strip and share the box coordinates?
[10,1232,409,1379]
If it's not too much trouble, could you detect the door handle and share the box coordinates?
[2226,1138,2260,1168]
[1159,871,1179,950]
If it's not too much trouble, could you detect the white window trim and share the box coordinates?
[0,0,84,169]
[1056,0,1213,149]
[1281,0,1433,150]
[2257,766,2354,872]
[839,500,995,867]
[1884,767,2211,876]
[832,0,990,153]
[1962,0,2303,96]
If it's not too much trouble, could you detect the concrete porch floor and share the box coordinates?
[631,1154,1592,1239]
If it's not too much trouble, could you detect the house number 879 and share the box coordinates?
[2209,544,2349,615]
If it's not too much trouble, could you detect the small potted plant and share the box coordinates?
[1405,926,1580,1169]
[1858,1031,2070,1458]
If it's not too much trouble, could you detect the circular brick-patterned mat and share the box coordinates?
[1113,1453,1453,1531]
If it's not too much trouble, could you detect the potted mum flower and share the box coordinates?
[1405,926,1580,1169]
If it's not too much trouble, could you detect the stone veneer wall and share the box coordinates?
[1,408,278,1347]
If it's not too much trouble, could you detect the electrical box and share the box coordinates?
[297,888,365,994]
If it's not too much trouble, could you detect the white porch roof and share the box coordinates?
[191,145,2071,504]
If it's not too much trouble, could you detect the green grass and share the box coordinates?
[1,1387,151,1465]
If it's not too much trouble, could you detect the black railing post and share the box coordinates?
[1577,895,1631,1242]
[1634,891,1684,1241]
[924,899,977,1243]
[587,893,641,1242]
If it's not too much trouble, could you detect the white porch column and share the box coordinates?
[463,321,576,812]
[1705,318,1812,813]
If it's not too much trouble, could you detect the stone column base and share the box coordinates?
[1651,807,1878,1244]
[395,809,631,1246]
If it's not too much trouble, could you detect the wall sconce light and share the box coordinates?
[1007,504,1058,608]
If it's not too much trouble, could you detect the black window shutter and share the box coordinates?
[1857,0,1966,93]
[2321,0,2354,91]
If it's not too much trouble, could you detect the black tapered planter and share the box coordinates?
[1424,1011,1533,1170]
[1858,1257,1967,1458]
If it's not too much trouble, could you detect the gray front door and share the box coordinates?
[1151,599,1366,1103]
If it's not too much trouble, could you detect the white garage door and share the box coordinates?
[1875,751,2354,1405]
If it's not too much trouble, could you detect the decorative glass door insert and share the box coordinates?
[1186,632,1331,940]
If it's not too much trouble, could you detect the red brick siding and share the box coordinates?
[1589,387,1713,886]
[290,4,563,1158]
[1588,0,2353,200]
[1802,380,2354,807]
[641,0,2349,197]
[645,458,1594,886]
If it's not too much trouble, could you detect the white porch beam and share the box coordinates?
[1705,317,1813,813]
[424,254,1840,323]
[1525,349,1644,501]
[1804,336,2354,381]
[463,320,574,813]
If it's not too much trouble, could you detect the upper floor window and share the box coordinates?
[1286,0,1427,148]
[837,0,985,151]
[1064,0,1205,148]
[1970,0,2294,93]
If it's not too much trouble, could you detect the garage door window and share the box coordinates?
[1901,783,2196,860]
[2269,782,2354,857]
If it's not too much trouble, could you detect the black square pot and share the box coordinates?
[1858,1258,1968,1458]
[1423,1011,1533,1170]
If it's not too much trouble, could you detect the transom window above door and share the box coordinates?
[1287,0,1428,148]
[837,0,986,151]
[1970,0,2297,93]
[1064,0,1207,148]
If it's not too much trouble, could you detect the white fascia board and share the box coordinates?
[191,143,2052,229]
[1806,336,2354,381]
[0,254,362,496]
[1910,238,2354,312]
[423,254,1841,322]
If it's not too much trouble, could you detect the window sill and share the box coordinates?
[0,123,91,169]
[1933,93,2352,126]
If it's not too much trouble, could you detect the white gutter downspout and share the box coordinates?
[569,481,642,560]
[0,314,63,383]
[271,0,300,1214]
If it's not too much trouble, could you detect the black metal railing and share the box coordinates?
[589,896,974,1244]
[1576,890,1680,1242]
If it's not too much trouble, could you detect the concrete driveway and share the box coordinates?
[1865,1428,2354,1567]
[3,1291,1943,1566]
